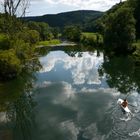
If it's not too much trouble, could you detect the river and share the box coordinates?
[0,46,140,140]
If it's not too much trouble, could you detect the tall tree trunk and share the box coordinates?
[3,0,29,17]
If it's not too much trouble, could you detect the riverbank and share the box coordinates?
[37,40,77,48]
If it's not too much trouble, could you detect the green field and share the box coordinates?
[38,39,61,46]
[82,32,98,37]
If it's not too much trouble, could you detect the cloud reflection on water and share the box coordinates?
[34,50,140,140]
[34,79,115,140]
[39,51,103,85]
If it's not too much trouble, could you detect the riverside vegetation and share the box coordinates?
[0,14,60,80]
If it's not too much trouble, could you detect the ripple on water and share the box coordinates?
[105,99,140,140]
[129,128,140,137]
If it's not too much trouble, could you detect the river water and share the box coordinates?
[0,46,140,140]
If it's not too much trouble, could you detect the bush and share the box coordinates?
[0,49,22,80]
[0,34,11,50]
[16,30,40,45]
[11,39,31,61]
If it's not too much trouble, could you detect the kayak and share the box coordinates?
[117,98,131,113]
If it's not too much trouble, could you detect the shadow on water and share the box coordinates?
[98,53,140,94]
[0,71,38,140]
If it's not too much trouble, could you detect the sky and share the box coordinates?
[9,0,124,16]
[27,0,126,16]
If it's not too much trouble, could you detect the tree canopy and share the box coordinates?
[63,25,82,42]
[96,1,138,54]
[104,6,136,53]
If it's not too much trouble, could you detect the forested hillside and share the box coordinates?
[23,10,103,31]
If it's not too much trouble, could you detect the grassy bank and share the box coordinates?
[38,39,61,46]
[82,32,98,37]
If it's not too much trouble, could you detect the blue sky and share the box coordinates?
[28,0,125,16]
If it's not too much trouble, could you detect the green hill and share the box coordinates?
[23,10,103,31]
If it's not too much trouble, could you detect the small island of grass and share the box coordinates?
[38,39,61,46]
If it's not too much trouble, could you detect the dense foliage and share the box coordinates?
[0,14,54,80]
[104,6,136,53]
[0,49,21,79]
[63,25,82,42]
[96,0,140,54]
[27,21,51,40]
[129,0,140,39]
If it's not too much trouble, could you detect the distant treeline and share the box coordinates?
[23,10,104,32]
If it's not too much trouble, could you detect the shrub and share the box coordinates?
[0,34,10,50]
[16,30,40,45]
[0,49,22,80]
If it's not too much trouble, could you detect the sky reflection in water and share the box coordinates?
[1,50,140,140]
[33,50,128,140]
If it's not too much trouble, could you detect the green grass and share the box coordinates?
[38,39,61,46]
[82,32,97,39]
[82,32,97,36]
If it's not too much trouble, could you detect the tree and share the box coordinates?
[1,0,29,17]
[104,7,136,53]
[27,22,53,41]
[132,0,140,39]
[38,22,53,40]
[63,25,81,42]
[51,27,60,39]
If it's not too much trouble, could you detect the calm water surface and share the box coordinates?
[0,46,140,140]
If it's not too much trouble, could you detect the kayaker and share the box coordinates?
[121,99,128,108]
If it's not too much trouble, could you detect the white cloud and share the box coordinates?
[0,0,126,16]
[28,0,126,16]
[81,87,120,96]
[42,0,125,11]
[39,51,103,85]
[34,81,53,88]
[34,80,77,109]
